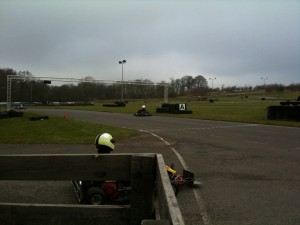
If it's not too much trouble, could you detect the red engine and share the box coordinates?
[101,182,119,200]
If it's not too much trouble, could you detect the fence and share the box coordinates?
[0,153,184,225]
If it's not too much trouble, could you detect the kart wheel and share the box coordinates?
[171,183,179,196]
[86,187,105,205]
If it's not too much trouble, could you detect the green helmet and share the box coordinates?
[95,133,115,153]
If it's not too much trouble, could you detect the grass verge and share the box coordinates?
[35,94,300,127]
[0,112,140,144]
[1,92,298,145]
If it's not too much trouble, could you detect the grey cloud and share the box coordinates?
[0,0,299,86]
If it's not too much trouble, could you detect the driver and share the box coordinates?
[95,133,115,153]
[137,105,147,113]
[94,133,131,202]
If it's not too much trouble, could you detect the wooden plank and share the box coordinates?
[142,220,170,225]
[0,203,130,225]
[0,154,132,181]
[155,154,185,225]
[130,154,156,225]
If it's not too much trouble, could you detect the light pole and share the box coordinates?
[261,77,268,88]
[30,82,33,103]
[119,60,126,102]
[209,77,216,91]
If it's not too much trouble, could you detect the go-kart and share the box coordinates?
[72,180,131,205]
[166,164,202,195]
[72,164,200,205]
[133,109,152,116]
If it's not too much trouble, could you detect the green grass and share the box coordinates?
[0,112,140,144]
[37,92,300,127]
[167,94,300,127]
[1,91,298,145]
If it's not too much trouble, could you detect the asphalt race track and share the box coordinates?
[3,108,300,225]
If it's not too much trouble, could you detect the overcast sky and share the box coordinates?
[1,0,299,87]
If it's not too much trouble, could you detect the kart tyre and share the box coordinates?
[86,187,106,205]
[171,183,179,196]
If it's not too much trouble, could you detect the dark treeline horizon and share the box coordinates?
[1,68,299,103]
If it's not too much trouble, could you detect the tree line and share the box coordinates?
[0,68,299,103]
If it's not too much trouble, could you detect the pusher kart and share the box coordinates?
[72,180,131,205]
[166,164,202,195]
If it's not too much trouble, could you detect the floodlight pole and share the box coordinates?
[209,77,216,90]
[119,60,126,102]
[164,84,168,103]
[261,77,268,89]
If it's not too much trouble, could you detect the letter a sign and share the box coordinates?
[179,103,186,111]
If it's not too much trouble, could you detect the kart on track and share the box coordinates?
[133,109,152,116]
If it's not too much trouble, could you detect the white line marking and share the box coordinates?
[192,188,212,225]
[146,131,212,225]
[145,131,171,145]
[145,123,260,132]
[170,147,189,170]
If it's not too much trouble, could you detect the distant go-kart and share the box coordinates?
[166,164,202,195]
[133,109,152,116]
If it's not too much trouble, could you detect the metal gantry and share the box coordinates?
[6,75,169,110]
[6,75,27,111]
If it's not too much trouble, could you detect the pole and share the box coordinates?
[164,84,168,103]
[261,77,268,90]
[30,82,33,103]
[119,59,126,102]
[7,76,12,111]
[121,63,123,102]
[209,77,216,91]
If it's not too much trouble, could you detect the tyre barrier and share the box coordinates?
[29,116,49,121]
[156,103,192,114]
[103,101,126,107]
[280,101,299,106]
[0,110,23,119]
[102,104,126,107]
[267,106,300,121]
